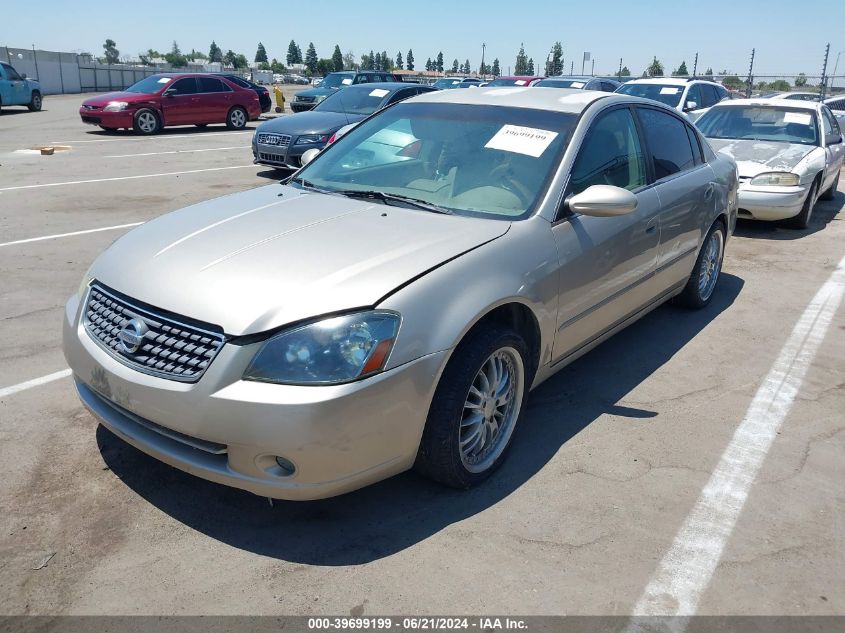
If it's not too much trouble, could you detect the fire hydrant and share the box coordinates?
[274,85,285,113]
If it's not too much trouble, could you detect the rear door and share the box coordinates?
[635,105,717,291]
[159,77,199,125]
[820,107,845,191]
[197,76,234,123]
[551,105,662,363]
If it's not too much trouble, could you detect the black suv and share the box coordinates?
[291,71,399,112]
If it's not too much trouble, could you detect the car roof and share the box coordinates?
[495,75,544,81]
[408,85,627,114]
[708,98,822,111]
[543,75,597,81]
[343,81,426,91]
[625,77,722,87]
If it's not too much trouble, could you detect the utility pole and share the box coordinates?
[480,42,486,77]
[618,57,623,79]
[692,52,698,78]
[570,61,574,75]
[745,48,755,98]
[32,44,40,81]
[820,43,830,100]
[591,59,595,76]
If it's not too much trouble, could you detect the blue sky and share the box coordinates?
[4,0,841,76]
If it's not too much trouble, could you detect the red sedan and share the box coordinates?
[79,73,261,134]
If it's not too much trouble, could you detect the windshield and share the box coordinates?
[433,78,463,89]
[321,73,354,89]
[535,79,589,89]
[616,83,683,107]
[315,87,389,116]
[125,75,173,93]
[487,78,531,87]
[696,106,819,145]
[294,102,576,220]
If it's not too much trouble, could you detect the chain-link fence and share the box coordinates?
[602,74,844,99]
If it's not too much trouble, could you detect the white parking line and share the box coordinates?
[0,369,72,400]
[0,222,143,248]
[626,253,845,628]
[105,145,250,159]
[0,165,254,192]
[51,130,253,144]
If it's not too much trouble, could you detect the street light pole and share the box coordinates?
[480,42,486,77]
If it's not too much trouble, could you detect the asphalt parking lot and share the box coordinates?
[1,94,844,618]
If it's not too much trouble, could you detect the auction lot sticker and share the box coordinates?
[485,125,559,157]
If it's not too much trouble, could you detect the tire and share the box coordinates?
[195,123,208,128]
[675,220,726,309]
[226,106,248,130]
[27,91,42,112]
[819,171,838,201]
[785,179,818,229]
[133,108,161,135]
[415,325,530,488]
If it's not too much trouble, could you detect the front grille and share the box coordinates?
[256,133,291,147]
[295,96,316,103]
[83,104,100,110]
[258,152,288,164]
[81,116,101,125]
[83,283,225,382]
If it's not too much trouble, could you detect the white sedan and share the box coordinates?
[695,99,844,228]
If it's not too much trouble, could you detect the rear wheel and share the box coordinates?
[819,171,838,201]
[27,91,42,111]
[133,108,161,135]
[676,220,726,309]
[415,325,529,488]
[785,180,818,229]
[226,106,247,130]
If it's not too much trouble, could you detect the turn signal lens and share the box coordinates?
[749,172,800,186]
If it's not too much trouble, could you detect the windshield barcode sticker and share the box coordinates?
[660,87,680,94]
[571,82,585,88]
[369,88,389,97]
[783,112,812,125]
[485,125,559,158]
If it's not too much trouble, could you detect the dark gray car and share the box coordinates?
[253,82,434,169]
[535,76,620,92]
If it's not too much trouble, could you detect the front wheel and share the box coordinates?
[226,106,247,130]
[415,326,529,488]
[819,171,838,202]
[28,91,42,111]
[675,221,726,309]
[785,180,818,229]
[133,108,161,135]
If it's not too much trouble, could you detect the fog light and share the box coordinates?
[274,456,296,476]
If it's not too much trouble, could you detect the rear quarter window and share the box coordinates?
[637,107,697,179]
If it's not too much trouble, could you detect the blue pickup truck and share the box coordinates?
[0,61,42,112]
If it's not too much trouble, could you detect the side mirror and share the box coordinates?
[21,73,27,79]
[300,148,320,167]
[827,134,843,145]
[568,185,638,217]
[684,100,698,112]
[163,88,175,97]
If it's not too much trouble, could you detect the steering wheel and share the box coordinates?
[489,163,532,206]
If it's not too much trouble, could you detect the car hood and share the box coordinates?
[256,111,363,136]
[707,139,815,177]
[296,87,339,98]
[82,91,156,106]
[91,184,510,335]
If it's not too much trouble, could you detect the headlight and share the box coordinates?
[243,311,400,385]
[295,134,329,145]
[750,172,800,186]
[314,94,328,103]
[103,101,129,112]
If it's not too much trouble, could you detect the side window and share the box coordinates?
[821,109,840,138]
[686,125,703,164]
[700,85,719,108]
[717,86,730,102]
[830,99,845,113]
[198,77,229,93]
[169,78,198,95]
[638,107,697,179]
[601,82,618,92]
[354,75,370,84]
[684,84,703,110]
[570,108,647,195]
[387,88,414,105]
[3,63,22,81]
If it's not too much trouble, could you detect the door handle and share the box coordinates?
[645,218,658,234]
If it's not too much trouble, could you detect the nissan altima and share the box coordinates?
[63,88,737,500]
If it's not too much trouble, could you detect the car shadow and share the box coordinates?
[733,188,844,241]
[83,125,257,137]
[97,273,744,566]
[0,108,41,116]
[256,168,294,180]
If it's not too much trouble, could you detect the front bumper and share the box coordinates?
[253,139,326,169]
[736,183,810,221]
[79,107,134,128]
[290,101,316,113]
[63,293,446,500]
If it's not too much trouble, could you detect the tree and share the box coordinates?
[376,52,384,70]
[617,65,631,79]
[286,40,302,65]
[367,49,375,70]
[395,51,404,70]
[549,41,563,76]
[464,59,471,74]
[316,59,334,76]
[795,72,807,87]
[270,59,286,74]
[224,49,237,67]
[406,49,415,71]
[492,58,500,77]
[208,41,223,63]
[102,39,120,64]
[646,56,664,77]
[452,58,459,74]
[436,51,444,73]
[425,58,432,72]
[304,42,318,73]
[527,58,535,75]
[360,52,371,70]
[343,50,356,70]
[254,42,268,64]
[139,48,159,66]
[770,79,791,92]
[515,44,528,76]
[673,60,689,76]
[722,75,743,90]
[382,51,392,71]
[703,67,714,81]
[165,41,187,68]
[186,49,207,62]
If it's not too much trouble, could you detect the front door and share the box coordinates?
[551,106,662,363]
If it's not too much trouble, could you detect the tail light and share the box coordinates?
[327,132,338,145]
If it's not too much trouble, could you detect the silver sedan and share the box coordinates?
[63,88,737,500]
